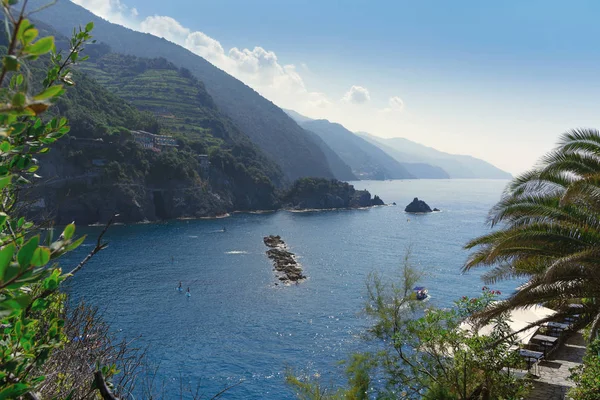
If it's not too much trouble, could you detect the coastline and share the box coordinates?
[85,204,391,226]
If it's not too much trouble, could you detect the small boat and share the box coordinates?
[412,286,428,300]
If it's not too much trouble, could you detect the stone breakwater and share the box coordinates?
[263,235,306,283]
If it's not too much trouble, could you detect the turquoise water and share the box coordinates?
[62,179,515,399]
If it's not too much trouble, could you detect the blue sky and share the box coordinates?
[74,0,600,174]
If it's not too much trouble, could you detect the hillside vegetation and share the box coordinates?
[33,0,336,182]
[10,23,285,223]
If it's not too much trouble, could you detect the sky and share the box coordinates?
[71,0,600,175]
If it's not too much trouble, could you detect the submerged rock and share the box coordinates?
[405,197,433,213]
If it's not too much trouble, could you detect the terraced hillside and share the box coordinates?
[81,52,230,145]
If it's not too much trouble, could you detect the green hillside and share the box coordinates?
[33,0,337,182]
[3,21,284,223]
[80,52,221,140]
[75,49,284,184]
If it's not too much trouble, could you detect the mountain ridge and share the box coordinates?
[300,119,413,180]
[358,132,512,179]
[32,0,336,182]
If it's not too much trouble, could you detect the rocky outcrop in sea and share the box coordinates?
[263,235,306,283]
[405,197,437,213]
[281,178,384,210]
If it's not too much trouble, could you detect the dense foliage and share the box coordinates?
[464,128,600,336]
[0,6,115,397]
[568,337,600,400]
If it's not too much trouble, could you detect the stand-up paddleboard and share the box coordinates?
[186,292,191,297]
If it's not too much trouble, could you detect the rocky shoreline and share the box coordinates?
[263,235,306,284]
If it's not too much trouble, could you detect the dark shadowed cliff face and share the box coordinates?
[32,0,337,182]
[281,178,384,210]
[28,139,280,225]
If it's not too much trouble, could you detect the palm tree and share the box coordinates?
[464,128,600,337]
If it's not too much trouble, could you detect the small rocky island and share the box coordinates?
[281,178,384,210]
[405,197,439,213]
[263,235,306,283]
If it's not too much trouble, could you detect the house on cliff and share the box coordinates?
[131,130,178,151]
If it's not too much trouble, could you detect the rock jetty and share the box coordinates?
[405,197,437,213]
[263,235,306,283]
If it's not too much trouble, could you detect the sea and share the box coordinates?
[61,179,518,399]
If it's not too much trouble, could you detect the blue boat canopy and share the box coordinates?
[413,286,426,291]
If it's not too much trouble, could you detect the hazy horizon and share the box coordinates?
[71,0,600,175]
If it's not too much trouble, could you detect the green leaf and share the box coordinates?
[0,175,11,190]
[26,36,54,56]
[33,85,64,101]
[22,27,38,44]
[42,275,59,291]
[17,236,39,270]
[0,294,31,311]
[30,298,49,311]
[31,247,51,267]
[9,122,26,136]
[62,223,75,240]
[65,235,86,252]
[16,18,32,43]
[3,55,19,71]
[0,243,15,282]
[85,21,94,32]
[0,382,30,399]
[11,92,25,108]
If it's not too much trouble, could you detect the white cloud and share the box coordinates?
[185,31,226,62]
[389,96,404,109]
[139,15,190,44]
[72,0,134,27]
[342,85,370,104]
[380,96,405,113]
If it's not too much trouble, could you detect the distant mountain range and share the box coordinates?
[285,110,510,180]
[300,119,413,180]
[358,133,512,179]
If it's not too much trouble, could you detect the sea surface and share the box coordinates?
[62,179,517,399]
